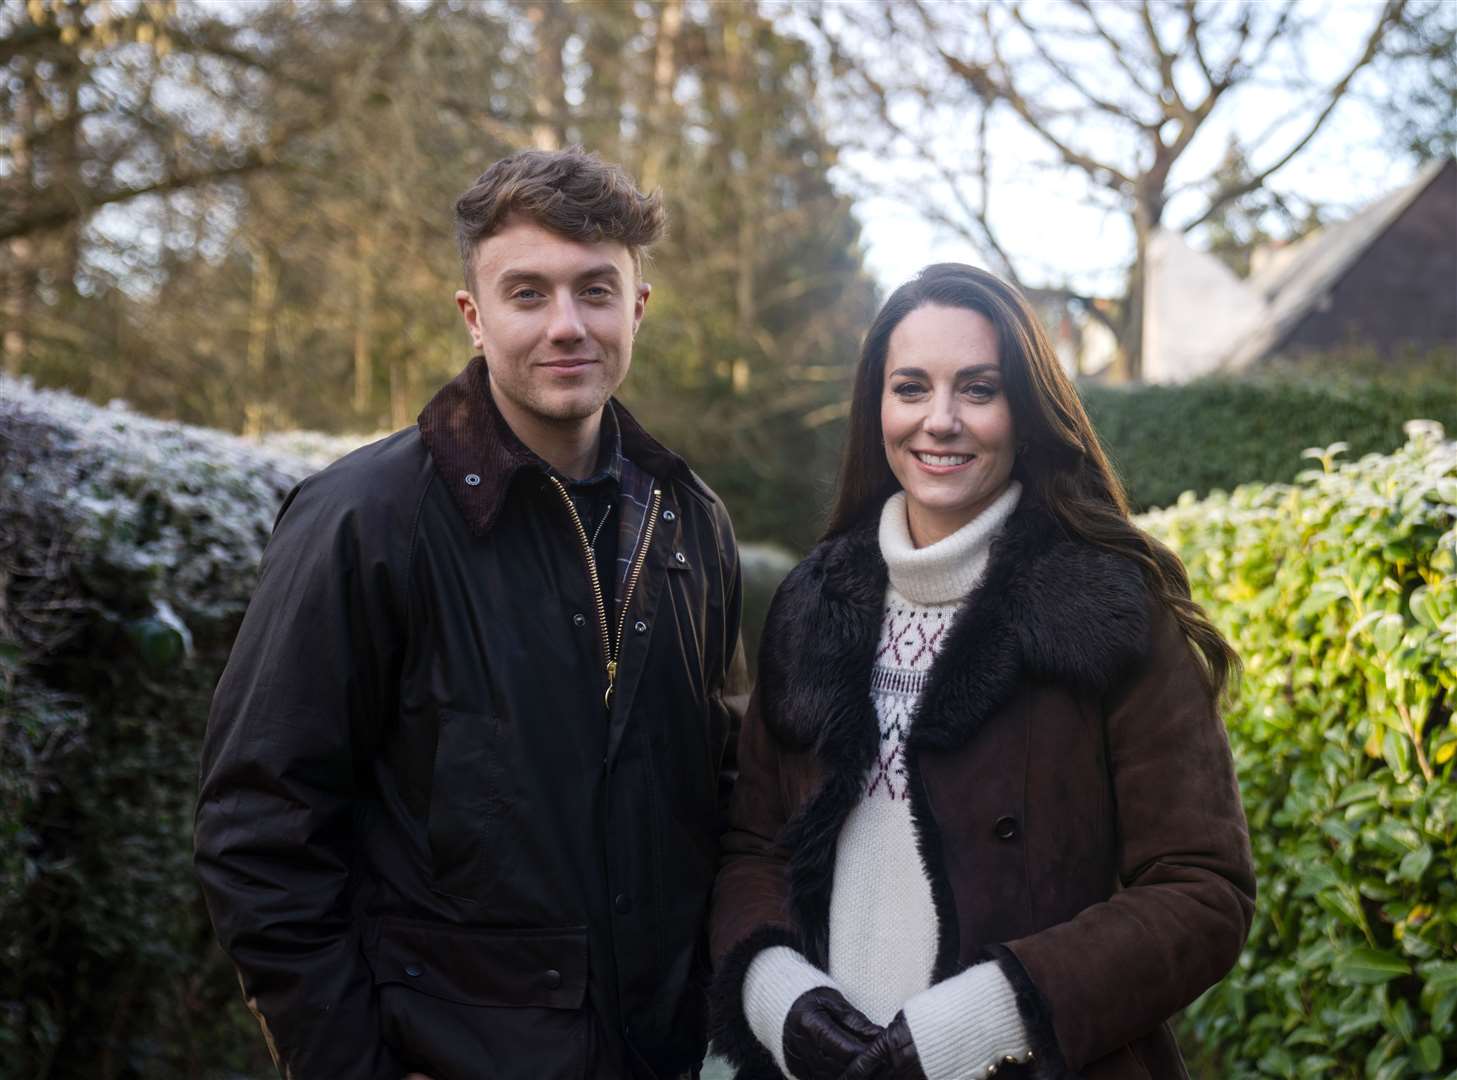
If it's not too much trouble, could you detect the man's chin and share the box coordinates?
[534,390,614,425]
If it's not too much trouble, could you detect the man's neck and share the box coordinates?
[496,396,603,481]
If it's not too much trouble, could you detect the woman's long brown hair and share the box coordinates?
[825,263,1239,700]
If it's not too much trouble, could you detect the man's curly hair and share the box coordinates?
[454,145,665,291]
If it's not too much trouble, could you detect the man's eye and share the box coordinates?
[512,288,543,301]
[582,285,611,298]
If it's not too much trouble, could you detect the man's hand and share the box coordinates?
[839,1011,927,1080]
[781,986,882,1079]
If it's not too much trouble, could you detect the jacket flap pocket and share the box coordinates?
[367,917,588,1009]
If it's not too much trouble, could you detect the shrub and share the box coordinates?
[0,379,308,1076]
[1142,423,1456,1078]
[1083,368,1457,511]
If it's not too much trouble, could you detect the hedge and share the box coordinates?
[0,379,313,1075]
[1083,368,1457,512]
[1143,423,1456,1079]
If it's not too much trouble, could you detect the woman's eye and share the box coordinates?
[891,382,924,397]
[965,381,998,399]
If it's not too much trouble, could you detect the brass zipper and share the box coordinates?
[547,476,664,709]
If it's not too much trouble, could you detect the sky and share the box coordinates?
[826,0,1426,297]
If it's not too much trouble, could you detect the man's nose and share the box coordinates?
[547,297,587,343]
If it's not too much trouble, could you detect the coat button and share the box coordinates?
[464,473,481,487]
[633,620,648,634]
[994,815,1018,840]
[572,612,587,627]
[614,893,632,914]
[404,964,423,977]
[662,509,676,521]
[674,552,686,564]
[544,969,562,989]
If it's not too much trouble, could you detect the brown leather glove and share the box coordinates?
[781,986,883,1080]
[838,1010,928,1080]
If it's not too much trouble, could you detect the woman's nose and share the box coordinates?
[922,395,961,436]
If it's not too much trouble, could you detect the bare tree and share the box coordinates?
[817,0,1416,378]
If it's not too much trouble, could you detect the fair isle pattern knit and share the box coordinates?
[828,482,1022,1027]
[864,599,953,801]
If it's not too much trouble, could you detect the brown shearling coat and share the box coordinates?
[708,498,1255,1080]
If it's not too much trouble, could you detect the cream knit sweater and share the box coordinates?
[743,483,1032,1080]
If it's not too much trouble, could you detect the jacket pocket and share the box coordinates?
[366,916,588,1007]
[426,709,514,902]
[365,918,592,1080]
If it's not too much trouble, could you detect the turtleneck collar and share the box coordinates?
[878,482,1022,605]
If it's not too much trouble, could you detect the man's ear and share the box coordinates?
[632,281,651,336]
[456,289,484,351]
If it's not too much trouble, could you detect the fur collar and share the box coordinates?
[759,496,1152,757]
[416,356,698,537]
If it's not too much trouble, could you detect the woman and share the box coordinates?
[709,264,1254,1080]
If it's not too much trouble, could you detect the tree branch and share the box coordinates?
[1181,0,1407,231]
[0,153,281,243]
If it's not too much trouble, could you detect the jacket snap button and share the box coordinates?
[614,893,632,914]
[464,473,481,487]
[994,815,1018,840]
[662,509,675,521]
[634,620,648,634]
[572,613,587,627]
[544,969,563,989]
[404,964,423,977]
[674,552,686,564]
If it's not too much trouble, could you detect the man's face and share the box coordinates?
[455,216,649,433]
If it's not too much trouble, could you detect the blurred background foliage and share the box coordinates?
[2,0,878,552]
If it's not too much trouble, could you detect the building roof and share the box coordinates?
[1220,157,1453,372]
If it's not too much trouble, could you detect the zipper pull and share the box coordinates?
[604,659,617,709]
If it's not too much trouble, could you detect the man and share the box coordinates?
[195,147,746,1080]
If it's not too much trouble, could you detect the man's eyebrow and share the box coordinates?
[495,264,624,288]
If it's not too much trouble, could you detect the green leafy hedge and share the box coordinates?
[1084,368,1457,512]
[1142,423,1457,1079]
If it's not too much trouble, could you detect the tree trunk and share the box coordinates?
[353,236,374,414]
[638,0,684,191]
[243,244,277,436]
[4,69,35,378]
[528,0,570,150]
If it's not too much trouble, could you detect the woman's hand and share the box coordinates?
[782,986,883,1079]
[839,1011,927,1080]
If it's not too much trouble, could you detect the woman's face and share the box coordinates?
[880,303,1017,548]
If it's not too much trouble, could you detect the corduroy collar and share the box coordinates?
[417,356,697,537]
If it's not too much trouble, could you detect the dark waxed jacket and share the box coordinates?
[709,496,1254,1080]
[196,358,747,1080]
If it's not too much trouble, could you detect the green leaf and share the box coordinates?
[1408,586,1443,630]
[1415,1035,1442,1071]
[1397,845,1433,882]
[1373,612,1406,654]
[1336,948,1410,984]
